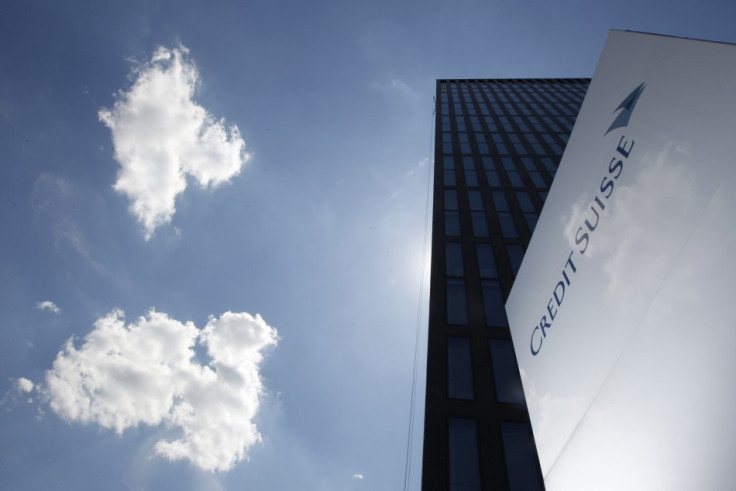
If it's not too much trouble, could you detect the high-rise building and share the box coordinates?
[422,78,590,490]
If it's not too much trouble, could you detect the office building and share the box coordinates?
[421,77,589,490]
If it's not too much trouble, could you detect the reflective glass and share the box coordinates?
[500,422,542,491]
[471,212,489,238]
[482,280,508,326]
[445,211,460,236]
[448,418,481,491]
[446,279,468,325]
[476,244,498,279]
[445,243,463,277]
[490,340,525,404]
[498,213,518,238]
[447,337,474,400]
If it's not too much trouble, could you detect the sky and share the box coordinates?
[1,1,735,490]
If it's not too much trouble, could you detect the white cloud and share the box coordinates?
[99,45,250,240]
[352,473,364,480]
[36,300,61,314]
[17,377,34,393]
[43,308,277,472]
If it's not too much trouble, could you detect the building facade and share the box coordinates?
[422,78,590,490]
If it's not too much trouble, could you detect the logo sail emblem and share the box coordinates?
[606,82,646,134]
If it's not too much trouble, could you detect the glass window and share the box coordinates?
[525,213,539,233]
[443,133,452,154]
[468,190,483,211]
[445,211,460,236]
[461,156,473,170]
[447,279,468,325]
[443,156,455,170]
[476,244,497,279]
[444,190,458,210]
[448,418,482,491]
[500,422,542,491]
[513,116,529,131]
[541,157,556,174]
[461,143,471,154]
[501,157,515,170]
[486,171,501,187]
[516,192,535,212]
[481,157,495,170]
[513,143,527,155]
[471,212,489,237]
[444,170,456,187]
[506,171,524,188]
[464,170,478,187]
[491,191,509,211]
[498,213,518,238]
[528,171,547,189]
[482,280,508,326]
[506,245,524,276]
[521,157,536,172]
[490,340,525,404]
[446,243,463,277]
[447,337,474,400]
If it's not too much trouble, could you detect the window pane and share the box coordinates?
[507,245,524,276]
[447,279,468,325]
[486,171,501,187]
[471,212,489,238]
[449,418,482,491]
[446,243,464,277]
[525,213,539,234]
[476,244,498,279]
[492,191,509,211]
[516,192,535,212]
[507,171,524,188]
[444,170,456,187]
[447,337,474,400]
[468,190,483,211]
[482,280,508,327]
[500,422,542,491]
[490,340,525,404]
[498,213,518,238]
[444,156,455,170]
[445,190,458,210]
[529,171,547,189]
[445,211,460,236]
[464,170,478,187]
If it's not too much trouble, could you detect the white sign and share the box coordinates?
[506,30,736,490]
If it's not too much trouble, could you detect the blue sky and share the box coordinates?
[1,1,735,489]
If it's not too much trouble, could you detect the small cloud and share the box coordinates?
[405,158,429,179]
[43,308,278,472]
[99,45,250,240]
[390,78,410,92]
[16,377,34,393]
[352,474,364,480]
[36,301,61,314]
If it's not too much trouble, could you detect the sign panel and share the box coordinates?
[506,30,736,490]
